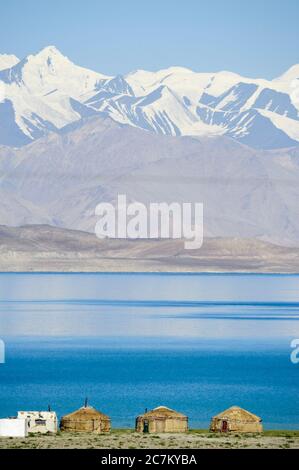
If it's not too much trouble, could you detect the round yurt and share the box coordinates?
[60,406,110,433]
[136,406,188,433]
[210,406,263,433]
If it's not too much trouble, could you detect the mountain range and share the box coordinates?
[1,46,299,250]
[1,113,299,246]
[0,46,299,149]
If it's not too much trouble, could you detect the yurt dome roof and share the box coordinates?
[139,406,187,419]
[212,406,261,422]
[61,406,110,421]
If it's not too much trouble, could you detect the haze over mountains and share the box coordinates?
[0,46,299,149]
[1,114,299,246]
[0,46,299,253]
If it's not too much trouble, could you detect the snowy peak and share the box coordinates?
[0,54,19,71]
[0,45,109,96]
[197,78,299,149]
[274,64,299,82]
[0,46,113,145]
[25,45,67,63]
[0,45,299,149]
[35,45,64,58]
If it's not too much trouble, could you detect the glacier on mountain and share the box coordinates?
[0,46,298,149]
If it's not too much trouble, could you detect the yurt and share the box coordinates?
[136,406,188,433]
[210,406,263,433]
[60,405,110,433]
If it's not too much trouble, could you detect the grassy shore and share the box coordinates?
[0,430,299,449]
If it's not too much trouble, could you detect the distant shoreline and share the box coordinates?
[1,225,299,274]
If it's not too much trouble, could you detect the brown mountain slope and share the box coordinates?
[0,225,298,272]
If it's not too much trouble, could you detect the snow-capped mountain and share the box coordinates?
[0,45,299,149]
[0,54,19,71]
[0,46,109,146]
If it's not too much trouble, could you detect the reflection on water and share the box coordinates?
[0,273,299,338]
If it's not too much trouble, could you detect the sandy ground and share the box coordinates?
[0,430,298,449]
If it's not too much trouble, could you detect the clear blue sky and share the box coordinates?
[1,0,298,78]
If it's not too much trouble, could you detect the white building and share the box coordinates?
[17,411,58,434]
[0,418,28,437]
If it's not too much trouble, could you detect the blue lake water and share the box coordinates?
[0,273,299,429]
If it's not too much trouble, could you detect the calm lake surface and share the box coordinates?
[0,273,298,429]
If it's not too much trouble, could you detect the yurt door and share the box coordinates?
[143,420,149,433]
[221,420,228,432]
